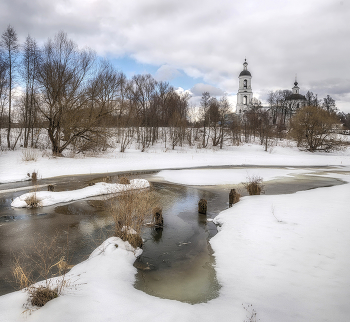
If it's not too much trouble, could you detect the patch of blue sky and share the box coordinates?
[106,55,205,91]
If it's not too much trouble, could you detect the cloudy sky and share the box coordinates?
[1,0,349,112]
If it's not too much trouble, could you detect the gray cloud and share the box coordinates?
[1,0,350,112]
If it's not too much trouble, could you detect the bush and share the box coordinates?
[290,105,343,152]
[243,176,264,195]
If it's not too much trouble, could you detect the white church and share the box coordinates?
[235,59,306,114]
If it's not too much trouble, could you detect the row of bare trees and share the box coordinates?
[0,26,190,154]
[0,25,348,154]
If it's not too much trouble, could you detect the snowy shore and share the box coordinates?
[1,143,350,184]
[10,179,150,208]
[1,143,350,321]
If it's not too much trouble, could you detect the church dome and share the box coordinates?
[239,70,252,77]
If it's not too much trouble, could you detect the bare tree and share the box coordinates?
[35,32,118,155]
[1,25,19,149]
[322,95,336,112]
[0,50,8,146]
[200,92,211,148]
[218,95,231,149]
[20,35,41,148]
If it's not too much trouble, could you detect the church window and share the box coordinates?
[243,79,247,89]
[243,96,247,105]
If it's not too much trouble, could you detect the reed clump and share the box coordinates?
[243,176,264,195]
[110,188,158,249]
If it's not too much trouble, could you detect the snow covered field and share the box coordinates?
[1,142,350,184]
[1,143,350,321]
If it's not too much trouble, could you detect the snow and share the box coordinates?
[211,176,350,321]
[10,179,150,208]
[1,143,350,184]
[1,143,350,321]
[155,168,318,185]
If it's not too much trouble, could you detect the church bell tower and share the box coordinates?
[236,59,253,113]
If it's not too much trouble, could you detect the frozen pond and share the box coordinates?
[0,166,345,302]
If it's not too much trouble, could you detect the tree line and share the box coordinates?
[0,26,190,154]
[0,25,349,154]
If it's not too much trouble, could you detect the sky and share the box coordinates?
[0,0,349,112]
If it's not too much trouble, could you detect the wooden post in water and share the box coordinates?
[153,207,163,227]
[229,189,240,207]
[198,199,207,215]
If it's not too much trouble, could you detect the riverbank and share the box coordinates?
[1,143,350,321]
[1,142,350,184]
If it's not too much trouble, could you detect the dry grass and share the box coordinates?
[109,188,158,249]
[243,176,264,195]
[12,232,71,309]
[119,177,130,185]
[30,286,58,307]
[25,192,42,208]
[22,148,38,162]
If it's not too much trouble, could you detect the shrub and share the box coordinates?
[289,105,343,152]
[243,176,264,195]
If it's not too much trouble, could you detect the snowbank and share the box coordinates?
[11,179,150,208]
[210,173,350,322]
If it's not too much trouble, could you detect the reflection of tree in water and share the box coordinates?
[151,227,163,243]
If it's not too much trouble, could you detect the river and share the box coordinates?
[0,166,345,303]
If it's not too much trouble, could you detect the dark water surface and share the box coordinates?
[0,167,345,303]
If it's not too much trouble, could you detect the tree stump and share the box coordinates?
[31,172,37,182]
[198,199,207,215]
[229,189,240,207]
[152,207,163,227]
[47,184,55,192]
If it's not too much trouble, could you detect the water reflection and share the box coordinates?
[151,227,163,243]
